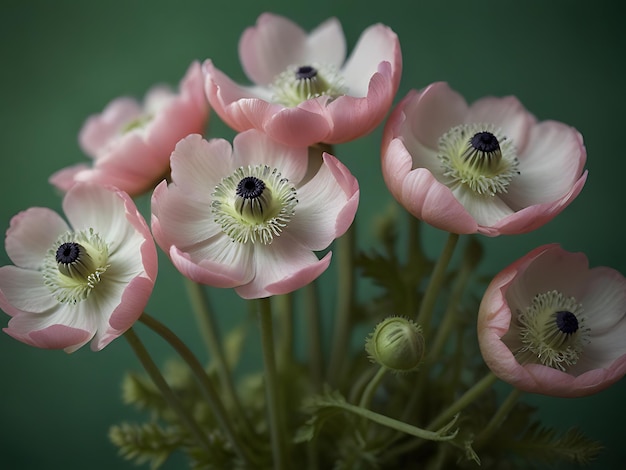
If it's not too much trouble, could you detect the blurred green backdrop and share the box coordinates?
[1,0,624,468]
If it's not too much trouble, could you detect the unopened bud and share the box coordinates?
[365,317,425,372]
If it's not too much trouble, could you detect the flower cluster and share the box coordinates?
[1,11,624,470]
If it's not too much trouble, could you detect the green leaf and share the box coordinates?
[109,422,183,470]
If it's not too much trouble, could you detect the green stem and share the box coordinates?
[416,232,460,338]
[358,366,388,410]
[327,222,356,386]
[124,328,213,456]
[304,281,324,393]
[275,293,294,369]
[474,388,523,449]
[427,372,498,432]
[258,297,288,470]
[387,372,498,460]
[138,313,257,466]
[429,254,474,360]
[184,280,253,434]
[319,399,458,442]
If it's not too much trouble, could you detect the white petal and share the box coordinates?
[304,17,346,67]
[5,208,69,269]
[169,134,235,200]
[0,266,58,313]
[341,24,398,97]
[450,187,513,227]
[232,130,309,184]
[504,121,585,209]
[151,182,221,249]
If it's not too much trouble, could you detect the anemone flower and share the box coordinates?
[477,244,626,397]
[381,82,587,236]
[204,13,401,147]
[50,61,209,196]
[151,130,359,299]
[0,184,157,352]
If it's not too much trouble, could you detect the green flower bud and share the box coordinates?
[365,317,425,372]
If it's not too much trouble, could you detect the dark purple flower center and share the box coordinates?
[295,65,317,80]
[236,176,266,200]
[470,131,500,154]
[555,310,579,335]
[56,242,82,265]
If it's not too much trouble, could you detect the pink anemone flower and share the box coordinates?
[478,244,626,397]
[50,61,209,196]
[0,184,158,352]
[204,13,402,147]
[381,82,587,236]
[151,130,359,299]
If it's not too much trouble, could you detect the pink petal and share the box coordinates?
[289,153,359,250]
[94,275,155,350]
[79,97,142,156]
[400,168,479,234]
[490,172,587,235]
[4,207,69,269]
[341,23,401,98]
[262,103,333,147]
[4,323,93,352]
[49,164,91,192]
[325,63,396,144]
[169,240,254,289]
[235,235,332,299]
[239,13,310,85]
[403,83,469,150]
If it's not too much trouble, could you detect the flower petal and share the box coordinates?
[169,236,254,288]
[151,181,221,249]
[504,121,586,208]
[4,207,69,269]
[403,83,469,150]
[466,96,535,153]
[341,23,401,98]
[169,134,235,201]
[400,168,479,234]
[235,234,332,299]
[0,266,57,314]
[289,153,359,250]
[232,130,309,184]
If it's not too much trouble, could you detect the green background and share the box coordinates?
[1,0,624,468]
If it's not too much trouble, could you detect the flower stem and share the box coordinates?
[327,221,356,386]
[258,297,288,470]
[275,293,294,369]
[427,371,497,432]
[184,280,252,431]
[319,399,459,442]
[304,281,324,392]
[124,327,213,456]
[138,313,258,466]
[474,387,523,448]
[358,366,388,410]
[416,232,459,338]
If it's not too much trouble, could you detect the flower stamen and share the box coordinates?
[212,165,298,244]
[271,63,347,107]
[43,229,110,303]
[438,123,520,196]
[513,290,590,371]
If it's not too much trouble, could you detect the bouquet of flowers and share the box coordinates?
[1,11,624,470]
